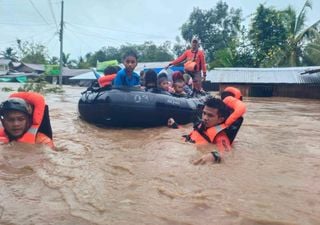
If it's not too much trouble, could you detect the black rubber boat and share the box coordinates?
[78,86,207,127]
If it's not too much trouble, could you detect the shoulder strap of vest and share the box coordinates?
[192,50,198,61]
[195,123,227,143]
[37,105,53,139]
[194,124,212,143]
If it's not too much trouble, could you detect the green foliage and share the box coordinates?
[62,52,77,68]
[3,0,318,70]
[172,36,186,57]
[0,47,18,61]
[17,76,64,94]
[137,41,173,62]
[249,5,288,67]
[249,0,320,67]
[277,1,320,66]
[304,33,320,65]
[16,39,49,64]
[210,34,254,68]
[77,56,90,69]
[1,87,15,92]
[83,42,174,68]
[181,1,242,62]
[48,56,59,65]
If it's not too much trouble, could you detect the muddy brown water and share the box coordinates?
[0,83,320,225]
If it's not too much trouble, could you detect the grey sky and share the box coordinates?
[1,0,319,59]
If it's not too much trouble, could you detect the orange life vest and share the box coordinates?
[0,92,47,144]
[224,87,242,100]
[188,123,227,145]
[98,73,117,87]
[223,96,246,127]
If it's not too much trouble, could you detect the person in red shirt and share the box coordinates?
[166,37,207,92]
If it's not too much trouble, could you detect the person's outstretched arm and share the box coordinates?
[193,132,231,165]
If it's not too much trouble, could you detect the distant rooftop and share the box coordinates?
[207,67,320,84]
[0,58,12,65]
[135,61,171,72]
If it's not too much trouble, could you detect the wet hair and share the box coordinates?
[157,76,168,86]
[158,72,168,79]
[122,50,138,61]
[103,66,121,75]
[144,69,157,88]
[173,78,185,85]
[204,96,230,119]
[172,71,183,82]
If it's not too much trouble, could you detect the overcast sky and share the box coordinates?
[1,0,319,59]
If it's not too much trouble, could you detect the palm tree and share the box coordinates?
[62,52,77,68]
[274,0,320,66]
[304,32,320,65]
[0,47,18,62]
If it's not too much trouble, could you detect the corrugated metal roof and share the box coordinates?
[0,58,12,65]
[20,63,45,71]
[68,71,95,80]
[62,68,91,77]
[135,61,170,72]
[207,67,320,84]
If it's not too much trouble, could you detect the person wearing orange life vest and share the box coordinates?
[168,87,246,164]
[168,97,231,164]
[165,37,207,93]
[0,92,54,148]
[97,66,121,88]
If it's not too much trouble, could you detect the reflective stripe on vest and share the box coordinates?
[17,125,38,143]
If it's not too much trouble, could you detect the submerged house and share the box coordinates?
[14,62,45,74]
[0,58,12,75]
[206,67,320,99]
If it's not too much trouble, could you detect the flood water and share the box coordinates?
[0,83,320,225]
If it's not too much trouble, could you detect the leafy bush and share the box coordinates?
[17,76,65,94]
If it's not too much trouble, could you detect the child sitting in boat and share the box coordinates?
[183,73,193,95]
[144,69,158,91]
[172,71,192,97]
[172,79,187,97]
[157,73,170,91]
[113,50,140,88]
[98,66,121,88]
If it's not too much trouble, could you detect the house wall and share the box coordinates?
[274,84,320,99]
[219,84,251,97]
[218,83,320,99]
[0,64,9,72]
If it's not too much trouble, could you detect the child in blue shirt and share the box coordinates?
[113,50,140,87]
